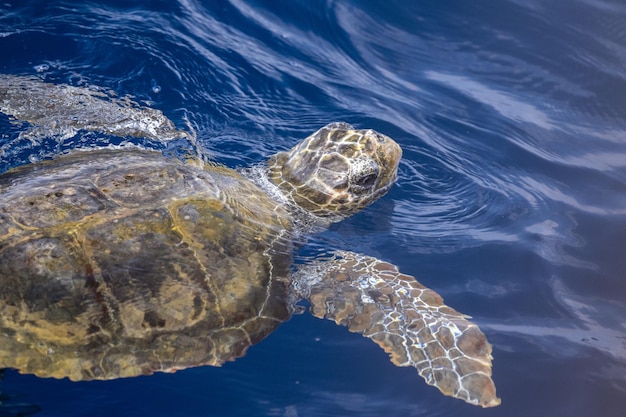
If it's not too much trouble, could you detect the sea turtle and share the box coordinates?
[0,77,500,408]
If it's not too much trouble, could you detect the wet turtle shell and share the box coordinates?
[0,148,301,380]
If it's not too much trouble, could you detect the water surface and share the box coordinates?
[1,1,625,416]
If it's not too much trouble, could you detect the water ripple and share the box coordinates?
[1,1,626,415]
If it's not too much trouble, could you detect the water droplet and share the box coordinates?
[34,64,49,73]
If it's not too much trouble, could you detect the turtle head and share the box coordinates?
[267,122,402,218]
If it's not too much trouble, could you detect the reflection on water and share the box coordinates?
[486,275,626,360]
[425,71,556,130]
[1,0,626,416]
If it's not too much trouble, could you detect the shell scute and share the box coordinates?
[0,149,293,380]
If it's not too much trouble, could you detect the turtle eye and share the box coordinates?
[349,157,380,191]
[353,172,377,188]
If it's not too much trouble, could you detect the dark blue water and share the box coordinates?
[1,0,625,416]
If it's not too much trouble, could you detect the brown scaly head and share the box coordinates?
[267,122,402,219]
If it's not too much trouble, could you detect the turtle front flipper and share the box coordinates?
[293,250,500,408]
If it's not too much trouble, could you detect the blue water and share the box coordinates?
[1,0,626,416]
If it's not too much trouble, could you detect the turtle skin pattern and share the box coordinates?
[294,251,500,408]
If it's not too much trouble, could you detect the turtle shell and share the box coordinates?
[0,149,293,381]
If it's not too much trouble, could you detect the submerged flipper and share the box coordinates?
[293,250,500,408]
[0,75,190,143]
